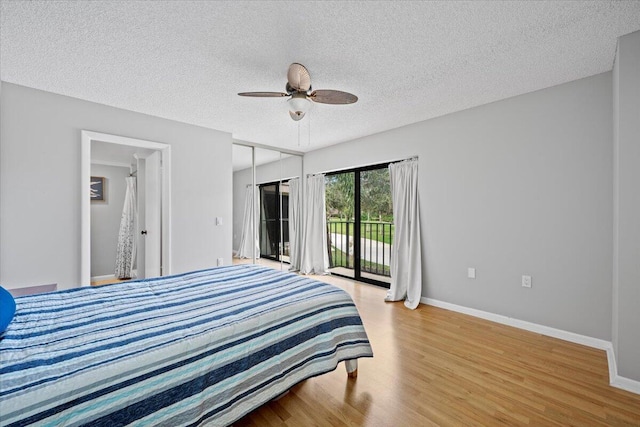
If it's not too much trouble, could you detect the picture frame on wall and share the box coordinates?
[91,176,105,202]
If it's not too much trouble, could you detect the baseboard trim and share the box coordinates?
[421,297,610,349]
[605,347,640,394]
[421,296,640,395]
[611,374,640,395]
[605,343,618,384]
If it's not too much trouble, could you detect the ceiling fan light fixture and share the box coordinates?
[289,110,306,121]
[288,95,311,120]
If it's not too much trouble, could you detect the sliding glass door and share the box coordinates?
[325,164,393,287]
[259,181,290,263]
[359,168,393,283]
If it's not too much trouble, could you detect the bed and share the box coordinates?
[0,264,373,426]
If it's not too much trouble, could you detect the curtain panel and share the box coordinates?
[300,174,329,274]
[385,159,423,309]
[237,185,260,259]
[288,177,302,271]
[115,176,137,279]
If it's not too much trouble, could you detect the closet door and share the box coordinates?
[232,144,303,267]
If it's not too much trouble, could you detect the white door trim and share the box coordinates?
[81,130,172,287]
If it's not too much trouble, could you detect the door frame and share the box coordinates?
[258,180,290,263]
[81,130,172,286]
[326,162,392,288]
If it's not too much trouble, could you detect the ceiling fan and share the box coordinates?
[238,63,358,121]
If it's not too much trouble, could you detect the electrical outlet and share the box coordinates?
[217,258,224,266]
[468,268,476,279]
[522,275,532,288]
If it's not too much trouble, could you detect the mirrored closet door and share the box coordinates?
[232,143,302,269]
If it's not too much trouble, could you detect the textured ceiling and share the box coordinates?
[2,1,639,154]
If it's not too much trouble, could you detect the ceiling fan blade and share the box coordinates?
[309,89,358,104]
[287,63,311,92]
[238,92,288,97]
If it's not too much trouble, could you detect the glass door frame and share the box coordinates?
[258,180,290,263]
[326,161,392,288]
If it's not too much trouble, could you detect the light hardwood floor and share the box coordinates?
[233,258,640,426]
[91,278,132,286]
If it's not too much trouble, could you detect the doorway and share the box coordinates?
[81,131,171,287]
[325,163,393,287]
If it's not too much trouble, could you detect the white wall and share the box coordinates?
[90,164,130,277]
[232,154,302,251]
[304,72,613,341]
[0,83,233,290]
[612,30,640,382]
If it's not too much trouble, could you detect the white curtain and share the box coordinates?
[237,185,260,259]
[385,159,422,309]
[300,174,329,274]
[288,177,302,271]
[115,176,137,279]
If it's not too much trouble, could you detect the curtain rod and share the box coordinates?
[246,176,299,187]
[305,155,418,178]
[391,155,418,163]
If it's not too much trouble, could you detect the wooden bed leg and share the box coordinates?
[345,359,358,378]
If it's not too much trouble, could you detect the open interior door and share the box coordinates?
[137,151,162,279]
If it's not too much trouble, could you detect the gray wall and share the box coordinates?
[0,83,233,290]
[90,164,130,277]
[304,72,613,341]
[613,31,640,381]
[232,154,302,252]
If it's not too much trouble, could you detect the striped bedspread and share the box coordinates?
[0,265,373,426]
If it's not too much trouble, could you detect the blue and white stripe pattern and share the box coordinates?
[0,265,373,426]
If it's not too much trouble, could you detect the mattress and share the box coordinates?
[0,264,373,426]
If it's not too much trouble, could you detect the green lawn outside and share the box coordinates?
[327,218,394,245]
[329,247,391,277]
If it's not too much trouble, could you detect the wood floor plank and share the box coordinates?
[233,259,640,426]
